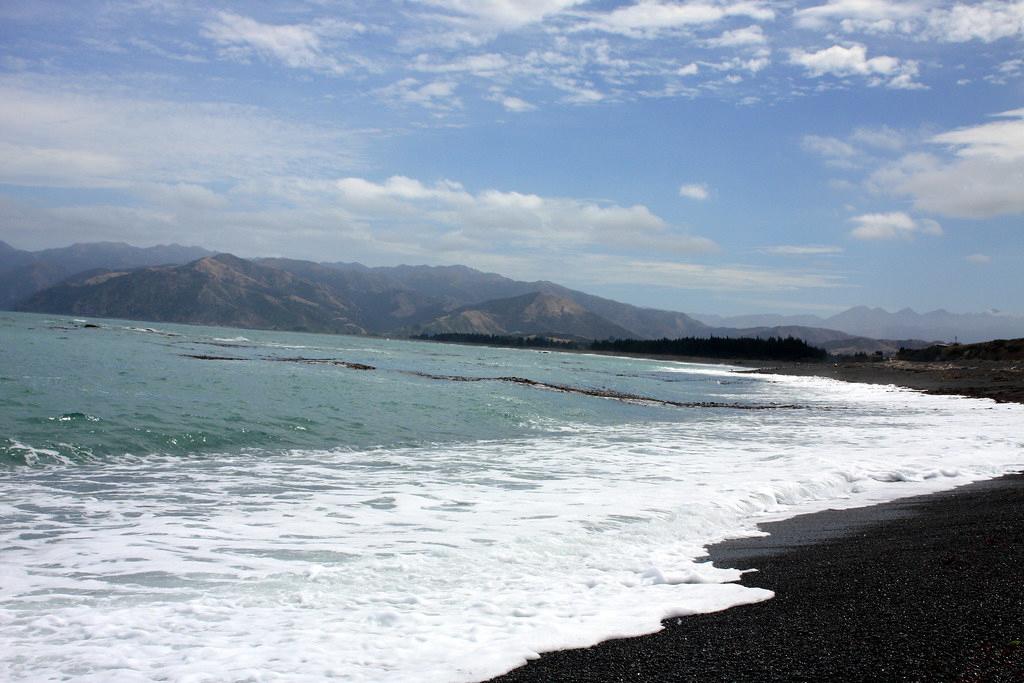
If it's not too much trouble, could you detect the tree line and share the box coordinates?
[414,333,827,361]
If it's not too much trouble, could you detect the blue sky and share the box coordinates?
[1,1,1022,316]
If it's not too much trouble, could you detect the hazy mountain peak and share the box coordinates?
[416,290,633,340]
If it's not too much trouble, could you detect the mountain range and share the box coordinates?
[695,307,1024,345]
[0,240,213,310]
[13,250,706,340]
[4,240,1020,350]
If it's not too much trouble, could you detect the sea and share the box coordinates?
[2,311,1021,682]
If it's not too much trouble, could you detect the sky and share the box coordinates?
[0,1,1022,316]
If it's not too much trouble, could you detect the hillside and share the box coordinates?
[256,257,449,330]
[708,324,930,356]
[413,292,634,339]
[0,241,212,309]
[260,259,709,339]
[696,306,1024,344]
[17,254,364,334]
[896,338,1024,362]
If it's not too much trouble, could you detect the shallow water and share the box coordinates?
[1,312,1021,681]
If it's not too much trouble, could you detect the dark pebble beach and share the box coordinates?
[488,473,1024,682]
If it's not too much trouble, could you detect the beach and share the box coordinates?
[489,364,1024,682]
[747,358,1024,404]
[3,315,1022,681]
[490,472,1024,682]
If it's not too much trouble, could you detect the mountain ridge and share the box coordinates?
[695,306,1024,345]
[4,240,1018,347]
[412,292,635,340]
[0,241,213,309]
[18,253,364,334]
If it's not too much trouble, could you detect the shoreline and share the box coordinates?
[489,472,1024,682]
[22,312,1024,404]
[483,359,1024,682]
[570,348,1024,405]
[738,358,1024,404]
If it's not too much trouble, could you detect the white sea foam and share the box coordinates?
[124,325,181,337]
[654,363,745,378]
[0,375,1021,682]
[2,439,71,466]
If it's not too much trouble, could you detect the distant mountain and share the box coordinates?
[0,241,212,309]
[694,306,1024,344]
[256,258,449,331]
[707,324,929,356]
[897,337,1024,362]
[537,282,711,339]
[0,240,35,270]
[8,240,1019,350]
[344,263,539,308]
[14,248,705,341]
[824,306,1024,343]
[266,259,711,339]
[412,292,635,339]
[696,312,826,328]
[18,254,364,334]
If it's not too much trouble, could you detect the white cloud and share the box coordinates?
[201,12,359,75]
[492,93,537,112]
[0,75,358,189]
[849,211,942,240]
[795,1,1024,43]
[414,0,586,31]
[795,0,924,32]
[788,43,921,88]
[869,109,1024,218]
[801,126,906,169]
[134,182,229,210]
[801,134,858,166]
[582,1,775,38]
[678,182,710,200]
[761,244,844,255]
[700,49,772,76]
[577,256,844,291]
[966,253,991,264]
[332,175,717,254]
[548,76,605,103]
[411,53,511,76]
[378,78,462,111]
[926,2,1024,43]
[986,58,1024,85]
[932,108,1024,162]
[850,125,905,151]
[705,24,767,47]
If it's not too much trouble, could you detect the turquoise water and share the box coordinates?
[0,312,773,465]
[1,311,1021,682]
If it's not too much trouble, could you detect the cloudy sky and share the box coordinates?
[1,1,1022,315]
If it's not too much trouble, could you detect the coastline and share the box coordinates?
[488,472,1024,682]
[740,358,1024,404]
[483,360,1024,682]
[573,348,1024,404]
